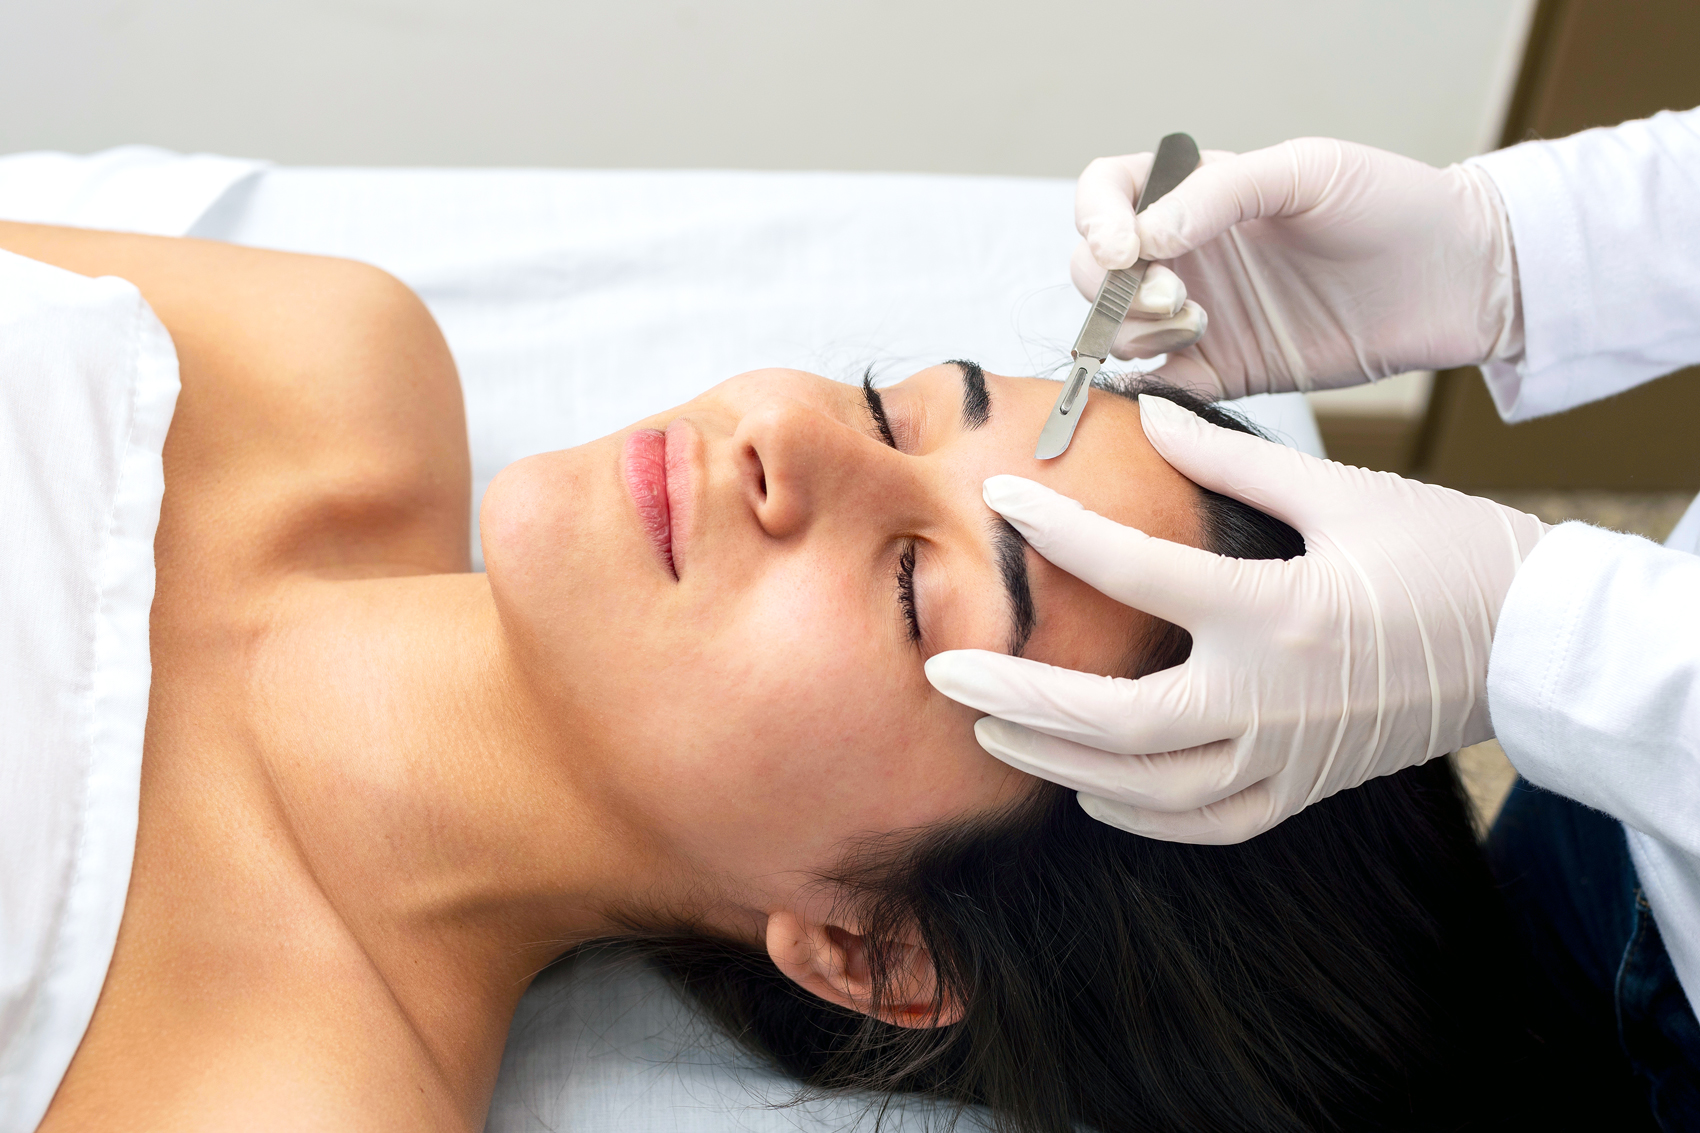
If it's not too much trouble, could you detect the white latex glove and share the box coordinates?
[1072,138,1523,397]
[924,395,1549,844]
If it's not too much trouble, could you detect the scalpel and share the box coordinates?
[1034,132,1201,459]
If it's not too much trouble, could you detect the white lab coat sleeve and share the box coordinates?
[1467,107,1700,422]
[1489,521,1700,1008]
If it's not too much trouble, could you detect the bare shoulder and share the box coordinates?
[0,222,473,582]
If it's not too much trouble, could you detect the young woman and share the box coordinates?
[4,222,1599,1133]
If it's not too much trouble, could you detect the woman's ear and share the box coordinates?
[764,909,963,1029]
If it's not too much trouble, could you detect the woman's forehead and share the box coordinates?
[889,367,1203,683]
[894,366,1206,550]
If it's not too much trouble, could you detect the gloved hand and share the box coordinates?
[924,394,1549,844]
[1073,138,1523,398]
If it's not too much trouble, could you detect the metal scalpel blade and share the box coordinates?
[1033,355,1103,459]
[1035,132,1200,460]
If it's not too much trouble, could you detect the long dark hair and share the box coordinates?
[602,381,1553,1132]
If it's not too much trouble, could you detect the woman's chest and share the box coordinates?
[41,545,471,1130]
[41,639,472,1132]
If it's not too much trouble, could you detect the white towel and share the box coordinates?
[0,251,179,1133]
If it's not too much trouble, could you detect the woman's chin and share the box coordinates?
[481,448,612,655]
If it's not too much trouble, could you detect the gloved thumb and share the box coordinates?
[982,473,1259,628]
[1075,153,1154,270]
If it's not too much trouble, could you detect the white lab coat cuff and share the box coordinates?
[1468,145,1592,422]
[1467,108,1700,422]
[1488,522,1601,796]
[1490,521,1700,852]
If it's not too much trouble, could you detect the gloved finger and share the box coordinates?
[1074,152,1155,270]
[1074,149,1239,270]
[1133,138,1350,261]
[1136,393,1343,529]
[1111,301,1206,360]
[924,650,1234,755]
[981,475,1264,628]
[1128,265,1187,318]
[973,717,1255,813]
[1077,782,1278,845]
[1068,243,1189,317]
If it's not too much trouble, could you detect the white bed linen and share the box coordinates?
[0,252,179,1133]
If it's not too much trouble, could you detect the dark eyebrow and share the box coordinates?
[991,517,1036,657]
[949,359,989,430]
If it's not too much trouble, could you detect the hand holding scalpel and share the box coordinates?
[1034,132,1201,459]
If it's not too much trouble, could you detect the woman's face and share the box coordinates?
[482,365,1204,916]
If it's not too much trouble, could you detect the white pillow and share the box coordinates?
[0,251,179,1133]
[488,950,990,1133]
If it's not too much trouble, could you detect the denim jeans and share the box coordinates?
[1488,778,1700,1131]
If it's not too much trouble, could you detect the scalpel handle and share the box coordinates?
[1036,132,1199,460]
[1072,264,1147,360]
[1072,132,1200,358]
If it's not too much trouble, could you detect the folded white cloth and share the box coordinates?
[0,146,263,237]
[0,251,179,1133]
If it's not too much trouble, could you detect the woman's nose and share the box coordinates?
[730,397,903,539]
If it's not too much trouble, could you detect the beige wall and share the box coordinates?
[8,0,1530,173]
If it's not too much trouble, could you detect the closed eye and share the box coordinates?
[896,540,922,646]
[862,372,922,644]
[861,368,898,449]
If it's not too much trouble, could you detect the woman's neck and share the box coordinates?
[248,571,661,1098]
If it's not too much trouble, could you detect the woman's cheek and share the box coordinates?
[710,626,999,840]
[601,567,901,862]
[621,554,1011,871]
[718,571,910,774]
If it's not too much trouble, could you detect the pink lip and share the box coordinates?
[624,429,675,578]
[623,422,696,579]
